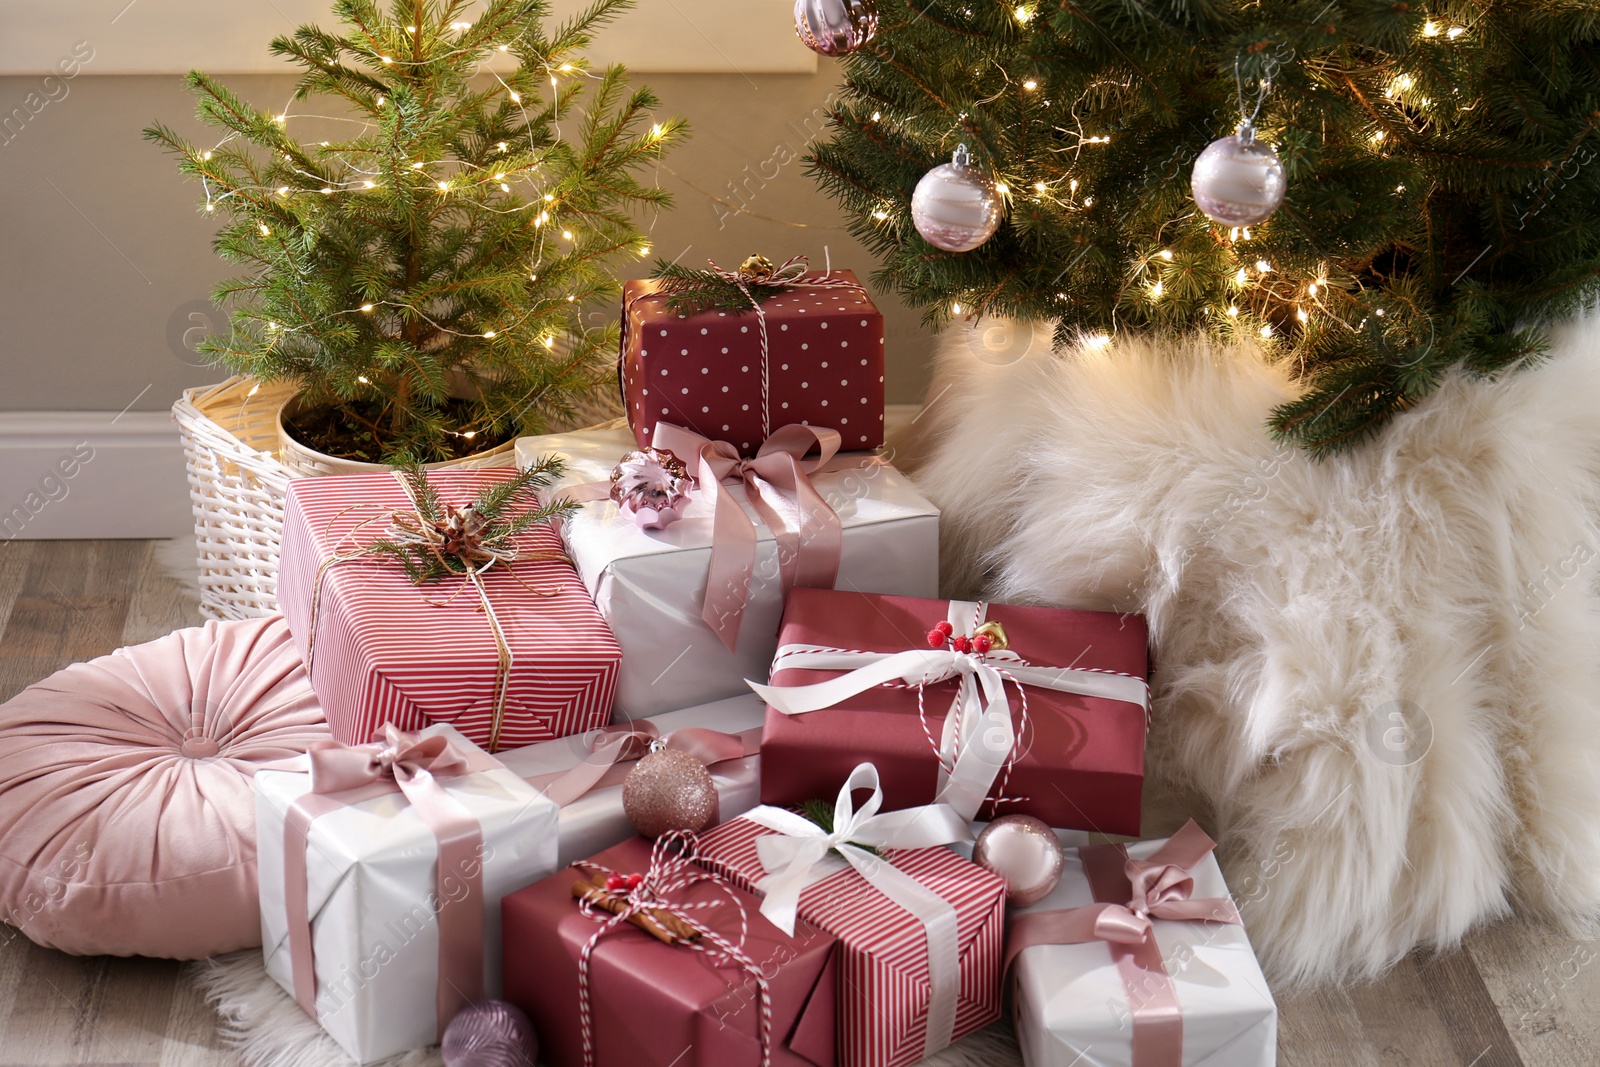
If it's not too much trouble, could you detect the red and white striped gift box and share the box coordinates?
[696,815,1007,1067]
[279,470,621,751]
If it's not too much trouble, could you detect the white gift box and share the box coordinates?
[255,724,560,1065]
[515,427,940,718]
[497,694,766,866]
[1008,831,1278,1067]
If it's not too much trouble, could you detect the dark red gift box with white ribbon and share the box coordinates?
[619,271,885,457]
[754,588,1150,835]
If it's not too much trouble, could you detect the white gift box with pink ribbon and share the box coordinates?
[254,723,559,1065]
[497,693,767,867]
[515,425,939,719]
[1003,826,1278,1067]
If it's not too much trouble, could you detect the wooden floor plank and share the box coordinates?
[1341,954,1467,1066]
[1276,984,1382,1066]
[0,542,35,668]
[157,970,234,1067]
[0,541,141,701]
[1468,920,1600,1067]
[120,540,202,648]
[1414,947,1525,1066]
[0,940,147,1066]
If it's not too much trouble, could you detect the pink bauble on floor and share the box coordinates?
[0,615,329,959]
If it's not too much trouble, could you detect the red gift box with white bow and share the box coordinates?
[754,588,1150,834]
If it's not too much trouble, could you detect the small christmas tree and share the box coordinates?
[147,0,682,464]
[808,2,1600,454]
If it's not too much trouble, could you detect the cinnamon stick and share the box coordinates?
[570,875,701,945]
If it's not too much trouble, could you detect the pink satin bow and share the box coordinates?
[533,720,761,807]
[284,727,486,1042]
[307,725,473,795]
[1005,821,1241,1067]
[653,422,846,650]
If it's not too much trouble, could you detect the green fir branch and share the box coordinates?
[143,0,684,464]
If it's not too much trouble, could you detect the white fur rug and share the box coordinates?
[900,319,1600,987]
[191,951,1022,1067]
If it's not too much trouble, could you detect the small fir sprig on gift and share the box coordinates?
[367,455,576,584]
[798,797,882,859]
[651,254,802,315]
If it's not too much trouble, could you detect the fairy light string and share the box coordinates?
[176,5,681,433]
[839,2,1480,351]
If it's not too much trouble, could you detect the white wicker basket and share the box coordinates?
[173,377,298,621]
[173,377,520,620]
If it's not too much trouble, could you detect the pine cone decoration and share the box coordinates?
[610,448,693,530]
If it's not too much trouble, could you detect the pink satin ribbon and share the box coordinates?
[528,721,762,807]
[652,422,848,651]
[282,726,492,1041]
[1004,821,1241,1067]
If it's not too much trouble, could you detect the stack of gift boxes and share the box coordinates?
[255,262,1279,1066]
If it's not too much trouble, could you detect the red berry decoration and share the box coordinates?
[926,628,946,647]
[935,621,954,636]
[952,635,971,653]
[972,634,993,654]
[626,873,644,890]
[605,873,626,891]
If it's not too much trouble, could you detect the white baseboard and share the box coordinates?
[0,411,192,540]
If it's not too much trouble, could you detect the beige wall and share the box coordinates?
[0,64,937,414]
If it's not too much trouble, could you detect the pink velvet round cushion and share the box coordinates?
[0,615,329,959]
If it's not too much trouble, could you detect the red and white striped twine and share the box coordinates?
[573,831,773,1067]
[712,257,865,440]
[772,608,1153,815]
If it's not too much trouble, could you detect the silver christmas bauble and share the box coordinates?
[794,0,878,56]
[973,815,1064,906]
[911,145,1004,253]
[1191,123,1286,227]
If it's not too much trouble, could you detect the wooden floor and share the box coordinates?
[0,540,1595,1066]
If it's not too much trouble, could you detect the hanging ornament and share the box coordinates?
[623,742,719,839]
[794,0,878,56]
[441,999,538,1067]
[1192,57,1286,227]
[911,144,1004,253]
[1191,122,1286,227]
[610,447,693,530]
[973,814,1065,906]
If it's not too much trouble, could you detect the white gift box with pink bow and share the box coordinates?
[254,723,559,1065]
[497,694,767,867]
[515,425,939,719]
[1003,825,1278,1067]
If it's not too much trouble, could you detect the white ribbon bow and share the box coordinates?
[742,762,972,1059]
[750,601,1150,822]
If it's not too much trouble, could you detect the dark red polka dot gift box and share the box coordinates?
[620,271,886,457]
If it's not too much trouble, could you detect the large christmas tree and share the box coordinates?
[809,1,1600,454]
[147,0,681,464]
